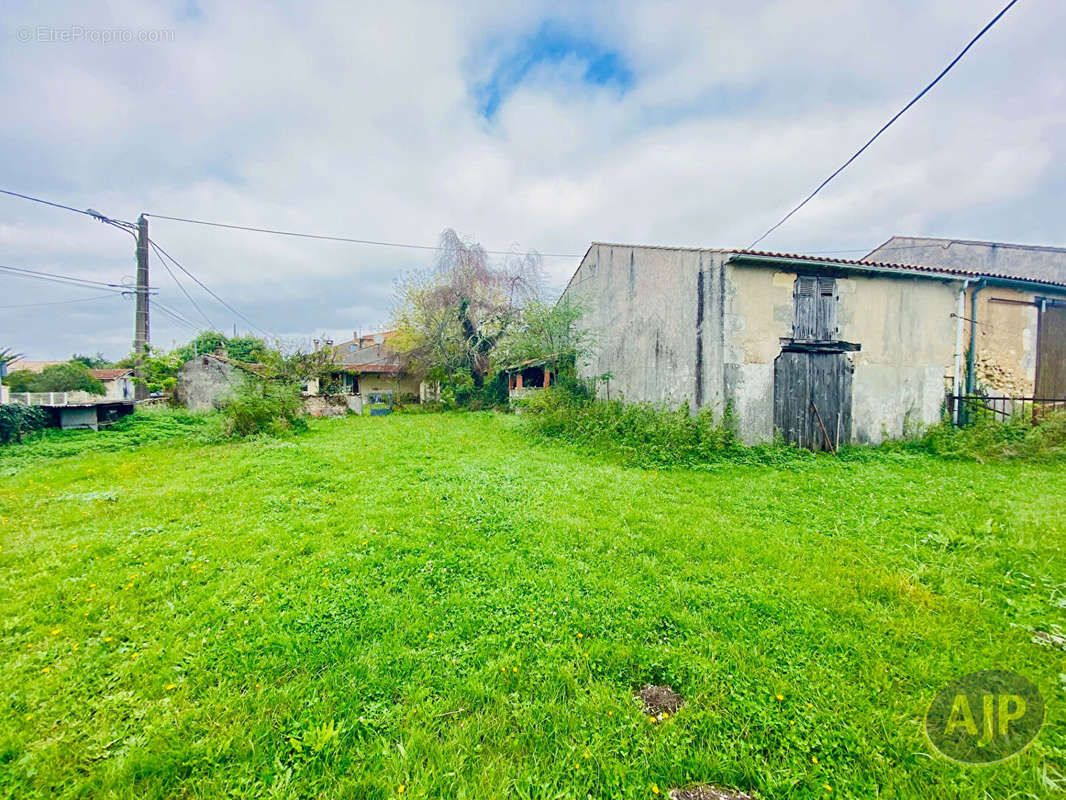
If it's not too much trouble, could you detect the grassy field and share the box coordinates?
[1,411,1064,798]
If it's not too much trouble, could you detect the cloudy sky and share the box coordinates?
[1,0,1063,360]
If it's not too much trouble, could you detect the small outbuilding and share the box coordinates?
[174,353,267,411]
[562,242,1066,449]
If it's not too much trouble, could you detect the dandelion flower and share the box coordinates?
[165,683,177,690]
[104,636,113,642]
[131,652,139,660]
[825,785,832,793]
[24,714,32,721]
[662,712,669,720]
[577,632,583,639]
[651,784,660,795]
[42,667,50,674]
[512,667,518,673]
[607,711,613,717]
[812,756,819,764]
[583,750,590,759]
[51,628,61,636]
[397,785,405,794]
[427,633,434,640]
[775,694,785,702]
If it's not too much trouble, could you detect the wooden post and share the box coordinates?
[543,368,550,387]
[515,373,523,390]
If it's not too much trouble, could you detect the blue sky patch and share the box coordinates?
[476,23,633,119]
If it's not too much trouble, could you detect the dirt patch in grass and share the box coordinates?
[669,786,756,800]
[636,684,684,715]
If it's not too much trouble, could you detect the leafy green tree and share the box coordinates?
[3,370,38,392]
[493,298,591,374]
[18,362,107,395]
[173,332,267,364]
[71,352,110,368]
[116,348,182,395]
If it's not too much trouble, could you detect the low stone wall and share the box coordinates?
[304,394,363,417]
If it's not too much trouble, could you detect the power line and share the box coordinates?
[0,294,122,310]
[0,264,150,296]
[152,299,200,331]
[0,187,136,227]
[148,240,216,329]
[144,213,584,258]
[749,0,1021,249]
[147,237,275,339]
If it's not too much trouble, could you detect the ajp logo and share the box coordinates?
[925,670,1044,764]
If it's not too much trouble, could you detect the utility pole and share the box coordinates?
[134,214,150,400]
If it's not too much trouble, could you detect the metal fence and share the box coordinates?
[948,394,1066,426]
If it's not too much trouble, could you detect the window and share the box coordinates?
[793,276,837,341]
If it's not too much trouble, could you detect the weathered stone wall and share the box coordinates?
[969,287,1041,395]
[721,263,957,444]
[563,244,727,415]
[174,356,246,411]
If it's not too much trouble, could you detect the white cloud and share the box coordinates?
[0,0,1063,358]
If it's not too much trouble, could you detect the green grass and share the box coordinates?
[1,412,1064,798]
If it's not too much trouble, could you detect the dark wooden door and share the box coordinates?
[1036,305,1066,398]
[774,351,853,451]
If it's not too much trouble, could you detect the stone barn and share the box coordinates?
[174,353,266,411]
[561,242,1066,448]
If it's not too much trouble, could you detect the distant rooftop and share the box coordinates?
[864,236,1066,286]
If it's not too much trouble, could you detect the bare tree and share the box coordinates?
[392,229,544,386]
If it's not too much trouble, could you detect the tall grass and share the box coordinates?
[520,387,811,468]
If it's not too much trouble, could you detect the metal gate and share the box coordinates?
[773,350,853,451]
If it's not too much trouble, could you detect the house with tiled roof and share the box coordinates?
[561,241,1066,449]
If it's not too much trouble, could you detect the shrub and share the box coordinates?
[223,379,308,438]
[0,405,50,444]
[898,410,1066,461]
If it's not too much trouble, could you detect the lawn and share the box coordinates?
[0,411,1064,798]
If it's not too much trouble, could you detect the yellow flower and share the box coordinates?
[24,714,32,722]
[662,712,669,720]
[583,750,590,759]
[577,632,583,639]
[651,785,660,795]
[50,628,61,636]
[775,694,785,702]
[108,604,115,610]
[648,716,657,724]
[812,756,818,764]
[825,785,832,793]
[130,652,139,660]
[427,633,434,640]
[165,683,177,690]
[89,583,96,588]
[72,643,79,651]
[104,636,113,642]
[607,711,613,717]
[397,785,405,794]
[41,667,50,674]
[512,667,518,673]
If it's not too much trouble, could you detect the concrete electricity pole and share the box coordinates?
[134,214,150,399]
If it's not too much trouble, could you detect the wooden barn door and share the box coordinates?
[1036,304,1066,398]
[774,351,853,451]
